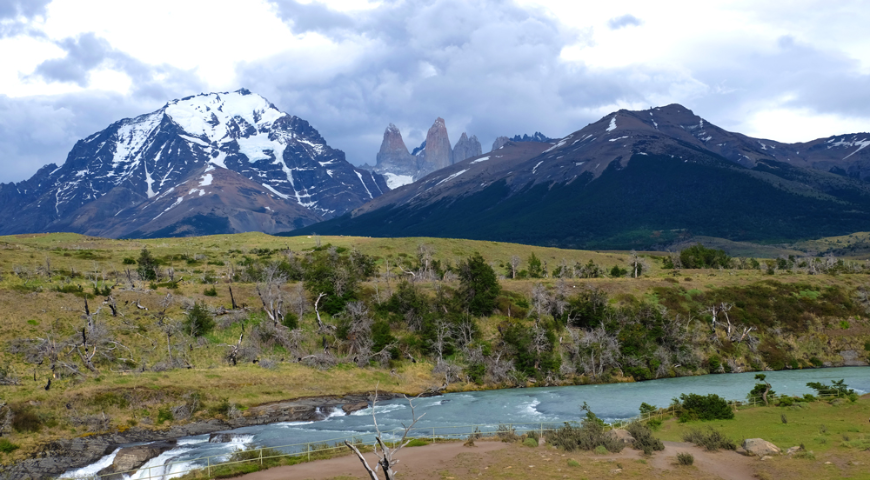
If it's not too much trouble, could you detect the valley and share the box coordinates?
[0,232,868,478]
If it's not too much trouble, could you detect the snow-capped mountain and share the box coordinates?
[298,104,870,249]
[0,89,388,237]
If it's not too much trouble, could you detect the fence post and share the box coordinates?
[540,422,543,439]
[260,448,263,466]
[433,427,436,442]
[207,456,211,476]
[308,442,311,461]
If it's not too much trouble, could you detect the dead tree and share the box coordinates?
[313,293,335,333]
[221,333,244,366]
[229,286,239,310]
[509,255,520,279]
[345,387,425,480]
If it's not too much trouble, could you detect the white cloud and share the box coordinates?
[1,0,870,183]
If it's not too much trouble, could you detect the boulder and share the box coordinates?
[110,441,177,474]
[786,446,802,455]
[605,429,635,445]
[742,438,781,457]
[342,401,369,415]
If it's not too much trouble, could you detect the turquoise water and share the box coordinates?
[63,366,869,478]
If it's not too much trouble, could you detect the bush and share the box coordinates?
[679,244,730,269]
[567,459,580,467]
[203,286,218,297]
[11,406,41,433]
[626,423,664,455]
[806,379,854,397]
[594,445,608,455]
[682,428,736,451]
[0,438,20,454]
[646,418,662,430]
[777,397,794,407]
[496,424,519,442]
[137,247,158,281]
[184,302,215,337]
[523,437,538,448]
[676,452,694,466]
[678,393,734,422]
[548,408,624,453]
[157,407,174,424]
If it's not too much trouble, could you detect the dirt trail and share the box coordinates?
[653,441,756,480]
[238,439,758,480]
[239,441,508,480]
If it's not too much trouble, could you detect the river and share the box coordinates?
[62,366,870,479]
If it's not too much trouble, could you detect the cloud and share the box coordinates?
[28,32,205,102]
[607,14,642,30]
[247,0,616,163]
[0,91,169,183]
[0,0,51,37]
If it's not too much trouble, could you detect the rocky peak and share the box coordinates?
[491,136,509,152]
[418,117,453,174]
[454,132,483,162]
[371,123,417,186]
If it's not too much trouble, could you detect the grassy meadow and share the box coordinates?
[0,232,869,467]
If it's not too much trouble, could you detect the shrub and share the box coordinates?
[594,445,608,455]
[203,286,218,297]
[781,414,788,424]
[567,459,580,467]
[646,418,662,430]
[678,393,734,422]
[496,424,519,442]
[682,428,736,451]
[11,406,41,433]
[676,452,694,466]
[523,437,538,448]
[639,402,657,416]
[156,407,174,424]
[405,439,429,447]
[626,423,664,455]
[806,379,854,397]
[0,439,20,454]
[184,302,215,337]
[548,406,624,453]
[679,244,730,269]
[777,397,794,407]
[122,257,136,265]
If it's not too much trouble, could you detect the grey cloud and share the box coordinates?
[252,0,611,164]
[687,35,870,136]
[0,0,51,19]
[0,92,168,183]
[0,0,51,37]
[29,32,204,102]
[607,14,642,30]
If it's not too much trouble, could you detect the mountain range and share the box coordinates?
[0,89,387,238]
[295,104,870,249]
[362,118,484,188]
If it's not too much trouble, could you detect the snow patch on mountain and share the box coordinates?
[383,173,414,189]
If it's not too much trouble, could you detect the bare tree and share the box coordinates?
[345,388,425,480]
[345,301,374,366]
[509,255,520,279]
[529,283,551,319]
[628,250,650,278]
[256,262,288,326]
[428,320,452,364]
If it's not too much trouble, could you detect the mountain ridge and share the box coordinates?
[0,89,388,237]
[293,104,870,249]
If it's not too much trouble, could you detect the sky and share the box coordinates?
[1,0,870,183]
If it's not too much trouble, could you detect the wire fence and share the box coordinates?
[70,391,847,480]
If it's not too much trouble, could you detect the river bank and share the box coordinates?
[40,366,870,480]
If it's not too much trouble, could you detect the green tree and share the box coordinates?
[679,244,731,269]
[184,302,215,337]
[527,252,543,278]
[749,373,774,406]
[458,253,501,316]
[137,247,158,281]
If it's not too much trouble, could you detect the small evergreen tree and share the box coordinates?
[185,302,215,337]
[137,247,158,281]
[527,253,543,278]
[458,253,500,316]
